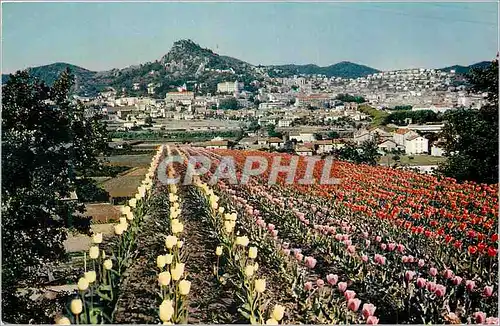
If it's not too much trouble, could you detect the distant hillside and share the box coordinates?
[439,61,491,74]
[2,40,491,97]
[268,61,380,78]
[2,62,104,96]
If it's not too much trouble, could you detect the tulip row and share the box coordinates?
[179,147,497,324]
[55,146,165,324]
[190,177,286,325]
[156,148,191,324]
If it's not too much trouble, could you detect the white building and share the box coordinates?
[393,129,419,146]
[217,81,243,94]
[278,119,293,128]
[405,136,429,155]
[290,132,315,143]
[431,145,445,157]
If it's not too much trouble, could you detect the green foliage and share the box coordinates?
[438,60,498,184]
[393,105,413,110]
[1,69,107,322]
[219,97,239,110]
[268,62,379,78]
[358,105,389,126]
[437,61,498,184]
[327,131,340,139]
[266,124,282,138]
[383,110,442,125]
[334,140,381,165]
[75,178,110,202]
[335,93,366,103]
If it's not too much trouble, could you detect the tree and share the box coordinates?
[334,140,381,166]
[2,69,108,322]
[438,59,498,184]
[144,115,153,125]
[219,97,239,110]
[314,133,323,140]
[328,131,340,139]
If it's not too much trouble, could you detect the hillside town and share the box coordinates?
[73,64,490,174]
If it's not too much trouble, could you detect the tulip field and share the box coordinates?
[56,145,499,325]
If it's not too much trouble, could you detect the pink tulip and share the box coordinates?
[271,229,278,238]
[418,259,425,268]
[374,254,386,265]
[416,277,426,288]
[344,239,352,247]
[316,279,325,288]
[426,281,436,292]
[304,281,313,291]
[396,244,405,253]
[362,303,376,318]
[256,219,266,228]
[483,286,494,297]
[429,267,438,277]
[295,253,304,262]
[335,234,343,241]
[375,236,382,242]
[362,231,369,238]
[474,312,487,324]
[282,242,290,249]
[486,317,499,324]
[342,234,349,241]
[344,290,356,301]
[402,256,409,263]
[452,276,463,286]
[380,243,387,250]
[283,249,290,256]
[366,316,379,325]
[365,240,371,247]
[407,255,415,263]
[405,271,416,282]
[326,274,338,286]
[347,298,361,312]
[434,284,446,297]
[443,269,454,279]
[338,282,347,292]
[267,223,275,231]
[305,256,317,269]
[466,280,476,291]
[347,245,356,254]
[388,243,396,251]
[361,254,368,262]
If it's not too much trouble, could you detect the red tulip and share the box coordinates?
[483,286,494,297]
[488,247,497,257]
[416,278,426,288]
[474,312,486,324]
[466,280,476,291]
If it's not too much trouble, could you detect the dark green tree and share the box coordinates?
[437,60,498,184]
[219,97,239,110]
[1,69,108,322]
[335,140,381,166]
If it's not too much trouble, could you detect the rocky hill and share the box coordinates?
[2,39,490,97]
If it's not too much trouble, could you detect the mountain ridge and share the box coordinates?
[1,39,492,96]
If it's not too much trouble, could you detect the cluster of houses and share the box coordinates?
[354,127,444,155]
[192,125,445,158]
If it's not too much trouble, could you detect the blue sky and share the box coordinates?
[2,2,498,73]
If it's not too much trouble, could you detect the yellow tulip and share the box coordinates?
[248,246,258,259]
[179,279,192,295]
[77,277,89,291]
[84,271,96,284]
[254,278,266,293]
[272,304,285,321]
[236,236,250,247]
[171,220,184,234]
[177,240,184,249]
[92,233,103,244]
[159,300,174,322]
[157,255,167,269]
[55,317,71,325]
[165,235,178,249]
[224,221,234,234]
[158,271,171,286]
[254,262,259,272]
[103,259,113,270]
[70,299,83,315]
[129,198,137,208]
[215,246,223,256]
[218,207,225,214]
[171,263,185,281]
[89,246,99,259]
[114,223,124,235]
[266,318,279,325]
[245,265,254,277]
[119,217,127,225]
[164,254,173,265]
[126,211,134,221]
